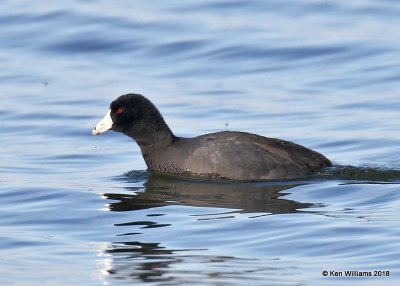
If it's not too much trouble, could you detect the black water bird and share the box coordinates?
[92,93,331,180]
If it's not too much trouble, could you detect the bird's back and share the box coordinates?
[148,131,331,180]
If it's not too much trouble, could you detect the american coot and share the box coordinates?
[92,93,331,180]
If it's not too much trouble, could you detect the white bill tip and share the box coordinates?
[92,109,113,135]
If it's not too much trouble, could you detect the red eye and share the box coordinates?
[116,108,124,114]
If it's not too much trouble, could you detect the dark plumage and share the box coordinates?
[92,93,331,180]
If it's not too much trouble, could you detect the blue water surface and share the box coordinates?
[1,1,400,285]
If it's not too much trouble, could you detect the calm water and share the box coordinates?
[1,1,400,285]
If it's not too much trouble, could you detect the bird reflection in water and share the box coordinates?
[104,170,314,213]
[97,171,316,284]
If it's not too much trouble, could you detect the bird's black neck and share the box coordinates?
[136,129,175,155]
[124,114,176,156]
